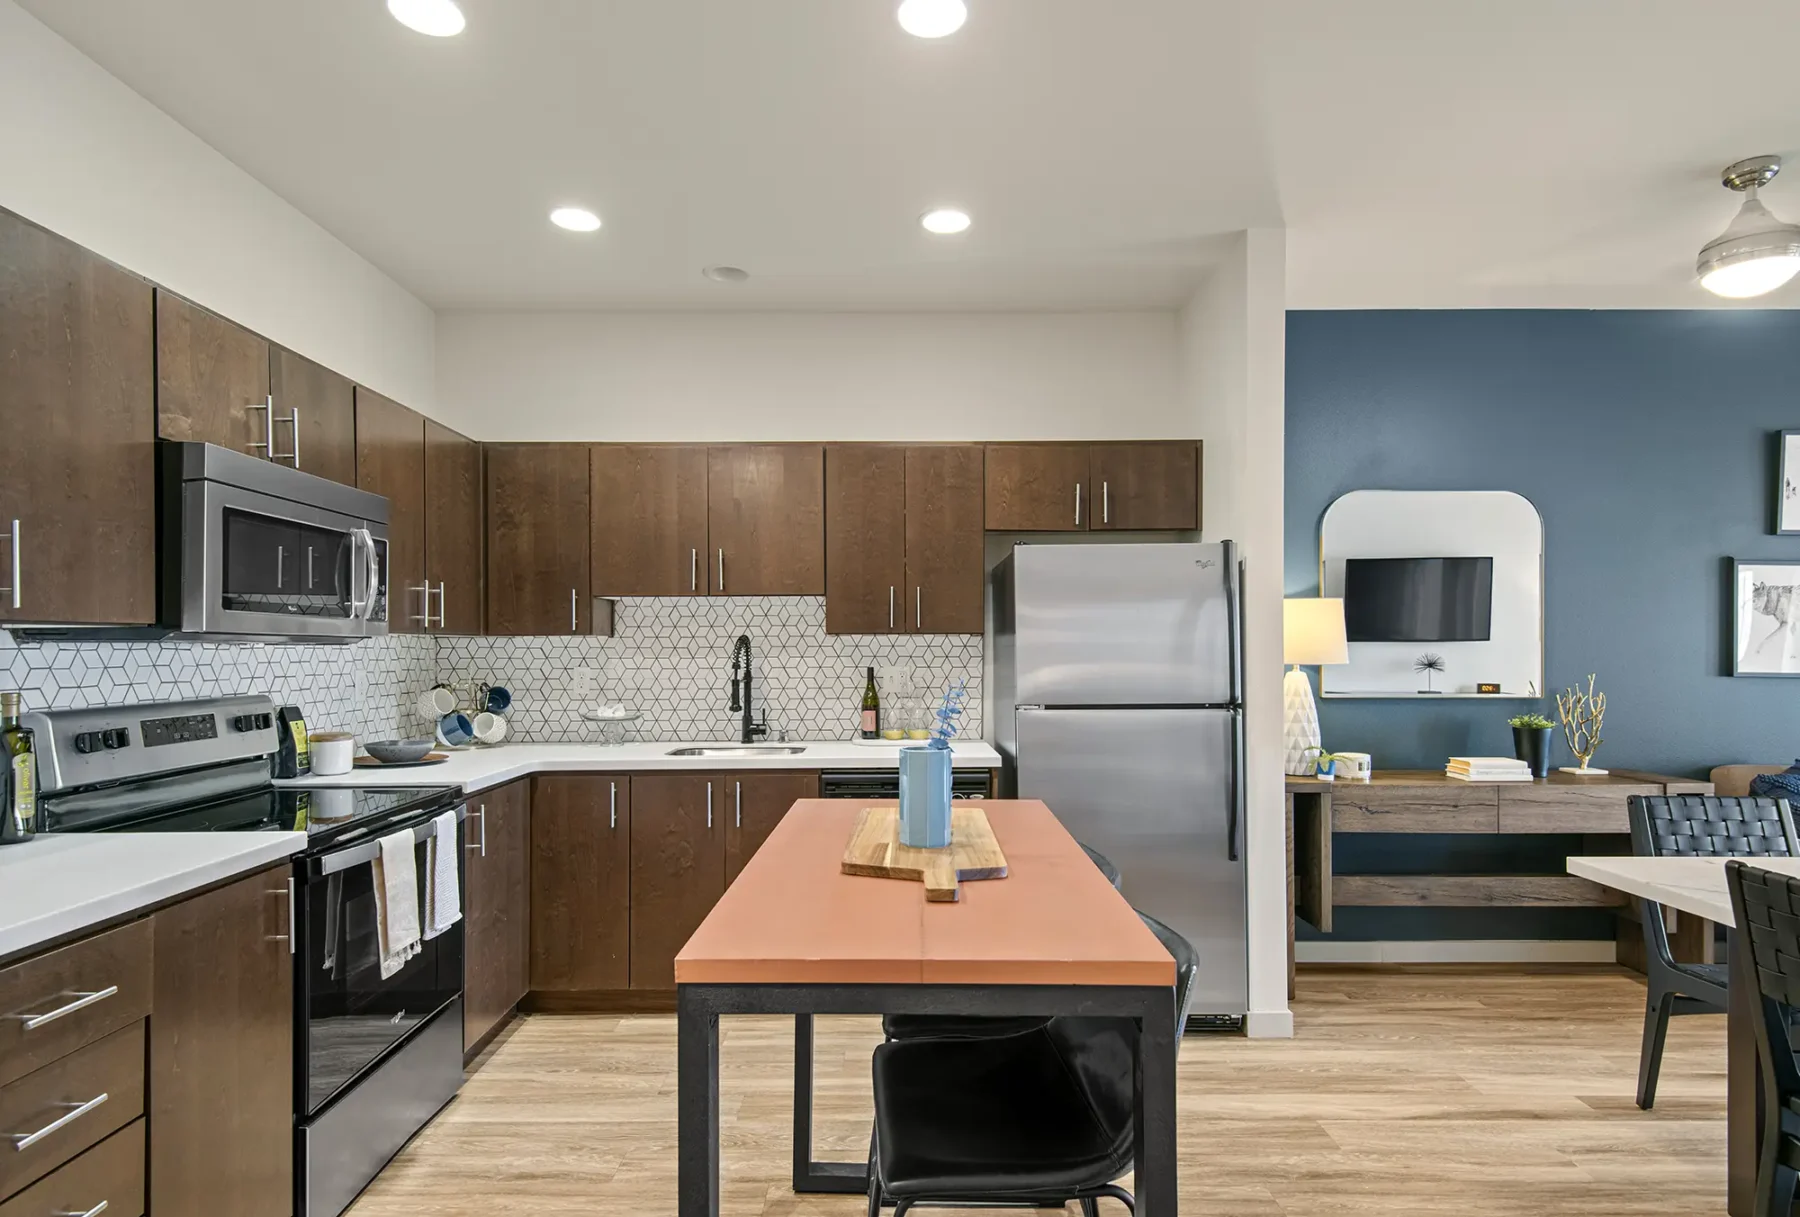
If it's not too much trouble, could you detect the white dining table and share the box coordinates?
[1568,854,1800,1217]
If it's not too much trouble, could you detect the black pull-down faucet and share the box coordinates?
[729,634,769,745]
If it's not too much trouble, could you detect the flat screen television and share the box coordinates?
[1343,556,1494,642]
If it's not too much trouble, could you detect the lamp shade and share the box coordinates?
[1283,597,1348,666]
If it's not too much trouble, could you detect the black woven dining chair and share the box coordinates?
[1628,795,1798,1109]
[1724,860,1800,1217]
[865,911,1198,1216]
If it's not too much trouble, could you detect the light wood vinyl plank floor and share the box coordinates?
[346,968,1725,1216]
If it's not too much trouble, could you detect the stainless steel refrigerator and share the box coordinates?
[992,541,1246,1024]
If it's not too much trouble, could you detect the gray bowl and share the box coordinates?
[363,739,434,764]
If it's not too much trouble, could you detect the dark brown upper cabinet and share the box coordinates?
[485,443,591,635]
[983,443,1090,531]
[155,290,271,456]
[355,388,427,634]
[591,445,710,596]
[1089,441,1201,531]
[425,420,483,633]
[904,445,986,633]
[707,445,825,596]
[0,209,157,626]
[825,445,906,633]
[269,345,357,486]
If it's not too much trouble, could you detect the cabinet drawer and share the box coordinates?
[0,921,151,1088]
[0,1023,144,1198]
[0,1118,143,1217]
[1330,785,1499,833]
[1497,785,1658,834]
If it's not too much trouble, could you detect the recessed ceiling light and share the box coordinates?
[702,266,750,283]
[1697,156,1800,298]
[387,0,465,37]
[897,0,967,38]
[550,207,602,233]
[920,208,971,235]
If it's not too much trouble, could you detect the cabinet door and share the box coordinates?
[0,212,157,626]
[707,445,825,596]
[270,345,357,485]
[629,773,725,989]
[983,443,1090,531]
[1089,441,1200,531]
[591,445,709,596]
[486,443,591,635]
[905,445,985,634]
[355,388,428,633]
[531,775,630,992]
[725,771,818,885]
[825,445,905,634]
[151,864,293,1217]
[425,420,483,633]
[155,290,270,454]
[467,779,532,1047]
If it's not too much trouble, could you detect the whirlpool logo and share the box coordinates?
[1196,559,1216,569]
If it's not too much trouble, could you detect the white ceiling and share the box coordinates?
[20,0,1800,310]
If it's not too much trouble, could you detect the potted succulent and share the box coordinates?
[1304,747,1347,781]
[1508,707,1556,778]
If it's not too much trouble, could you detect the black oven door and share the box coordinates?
[297,807,464,1117]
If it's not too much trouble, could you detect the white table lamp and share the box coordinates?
[1283,598,1348,776]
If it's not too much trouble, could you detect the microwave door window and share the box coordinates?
[222,509,303,611]
[297,526,357,619]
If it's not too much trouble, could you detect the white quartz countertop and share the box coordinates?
[1567,855,1800,926]
[277,739,1002,794]
[0,831,307,962]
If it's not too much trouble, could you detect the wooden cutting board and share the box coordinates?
[841,806,1008,902]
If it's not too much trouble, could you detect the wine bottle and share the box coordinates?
[0,692,37,844]
[860,667,880,740]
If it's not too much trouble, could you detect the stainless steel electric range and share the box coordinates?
[29,694,467,1217]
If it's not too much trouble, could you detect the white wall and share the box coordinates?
[1181,230,1290,1038]
[434,311,1183,442]
[0,0,437,414]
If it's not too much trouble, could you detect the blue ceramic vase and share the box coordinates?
[898,746,952,848]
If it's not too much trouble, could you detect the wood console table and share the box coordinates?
[1286,769,1710,949]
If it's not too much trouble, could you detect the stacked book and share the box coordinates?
[1445,756,1534,782]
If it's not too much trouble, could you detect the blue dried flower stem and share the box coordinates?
[929,679,969,750]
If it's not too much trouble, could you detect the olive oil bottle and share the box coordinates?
[859,667,881,740]
[0,691,37,844]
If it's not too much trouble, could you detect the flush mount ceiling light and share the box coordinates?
[920,207,971,235]
[549,207,602,233]
[702,266,750,283]
[1697,156,1800,298]
[897,0,967,38]
[387,0,465,37]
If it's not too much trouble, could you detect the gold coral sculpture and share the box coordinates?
[1554,673,1608,775]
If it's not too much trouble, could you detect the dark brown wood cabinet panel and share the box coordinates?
[425,420,483,633]
[591,445,709,596]
[0,213,157,626]
[270,345,357,486]
[155,290,269,452]
[0,910,150,1090]
[1089,441,1199,531]
[825,445,906,634]
[530,775,630,993]
[0,1023,143,1199]
[467,778,531,1047]
[707,445,825,596]
[904,445,985,633]
[356,387,428,634]
[486,443,591,635]
[628,773,725,989]
[724,771,818,885]
[150,864,293,1217]
[983,444,1089,531]
[0,1118,144,1217]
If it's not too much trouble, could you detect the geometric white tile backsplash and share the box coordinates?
[0,596,982,747]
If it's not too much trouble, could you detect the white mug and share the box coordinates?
[1336,751,1374,780]
[416,685,457,721]
[472,712,508,745]
[311,731,355,776]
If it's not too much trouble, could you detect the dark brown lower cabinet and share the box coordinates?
[150,864,294,1217]
[627,773,725,990]
[465,778,531,1050]
[725,771,819,884]
[530,775,631,993]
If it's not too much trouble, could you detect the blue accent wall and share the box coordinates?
[1286,309,1800,941]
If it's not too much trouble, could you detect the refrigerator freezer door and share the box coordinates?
[1012,542,1236,707]
[1014,707,1246,1017]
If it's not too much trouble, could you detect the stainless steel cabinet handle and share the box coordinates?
[1074,482,1082,527]
[429,581,446,629]
[1102,481,1109,525]
[735,780,741,828]
[717,549,725,593]
[54,1202,108,1217]
[3,518,18,609]
[286,876,296,956]
[265,880,295,955]
[247,395,274,455]
[9,1093,108,1150]
[7,986,118,1031]
[706,781,713,829]
[410,584,430,623]
[609,781,617,830]
[570,588,578,632]
[691,548,698,593]
[285,406,301,466]
[915,585,922,630]
[889,585,895,629]
[467,806,485,857]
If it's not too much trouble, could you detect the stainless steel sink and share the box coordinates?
[665,745,808,757]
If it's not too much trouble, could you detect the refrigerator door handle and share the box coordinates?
[1228,708,1245,863]
[1224,540,1243,707]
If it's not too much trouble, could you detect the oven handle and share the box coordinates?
[310,803,467,878]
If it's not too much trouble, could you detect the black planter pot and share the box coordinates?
[1513,725,1553,778]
